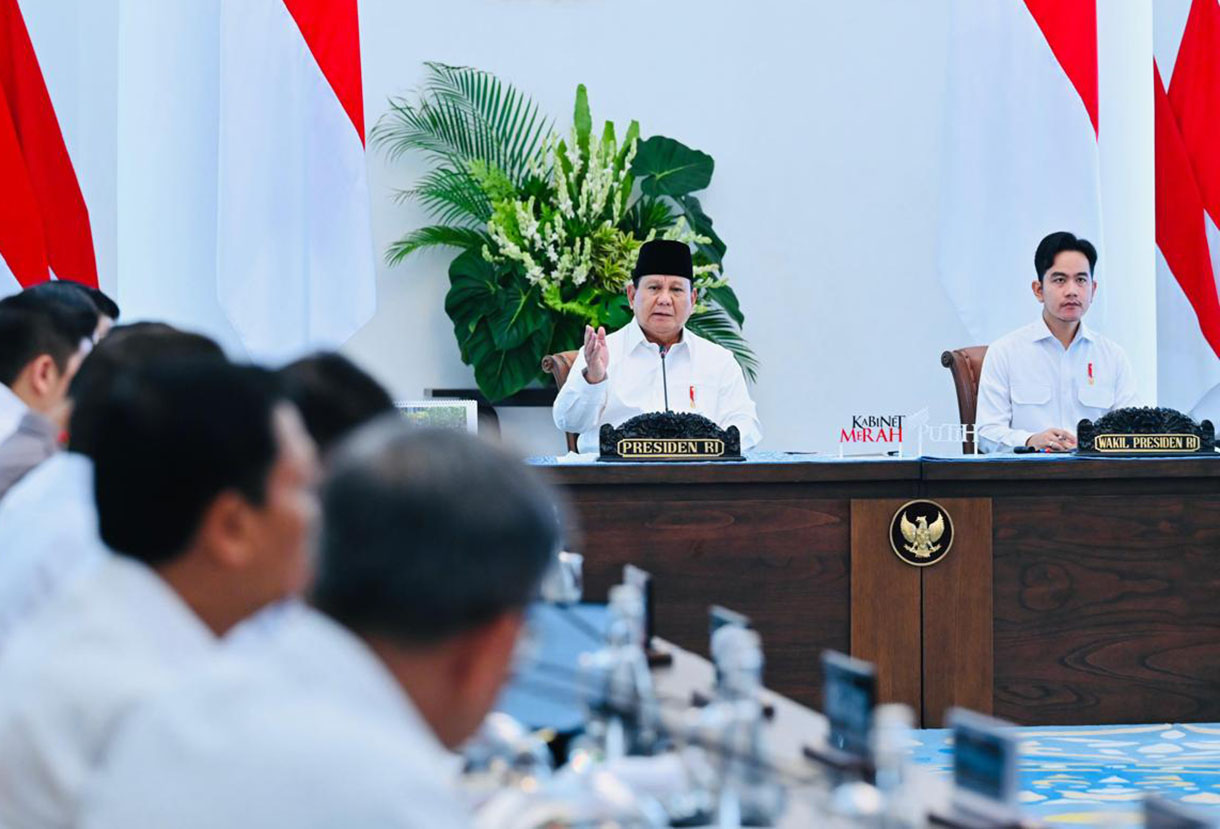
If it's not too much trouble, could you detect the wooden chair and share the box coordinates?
[940,346,988,454]
[541,350,581,452]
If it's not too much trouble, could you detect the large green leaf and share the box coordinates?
[632,136,714,198]
[445,250,499,362]
[702,283,744,327]
[465,318,553,402]
[489,279,547,351]
[686,306,758,381]
[574,84,592,159]
[677,194,726,264]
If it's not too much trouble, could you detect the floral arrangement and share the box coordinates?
[373,63,756,401]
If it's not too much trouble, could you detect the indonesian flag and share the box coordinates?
[216,0,375,361]
[0,0,96,289]
[939,0,1101,344]
[1155,0,1220,424]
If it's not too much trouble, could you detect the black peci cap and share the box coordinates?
[632,239,693,282]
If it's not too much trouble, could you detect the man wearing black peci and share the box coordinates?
[553,239,761,452]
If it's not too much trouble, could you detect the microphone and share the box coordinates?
[659,344,670,412]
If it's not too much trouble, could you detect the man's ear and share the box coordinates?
[27,354,60,398]
[626,282,636,304]
[194,491,256,570]
[1090,280,1098,300]
[1031,279,1044,303]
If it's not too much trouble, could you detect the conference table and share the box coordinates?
[501,604,1220,827]
[528,450,1220,729]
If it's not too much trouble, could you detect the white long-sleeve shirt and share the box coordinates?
[0,555,216,828]
[553,319,762,453]
[0,453,109,658]
[0,384,27,445]
[975,317,1140,452]
[81,608,469,829]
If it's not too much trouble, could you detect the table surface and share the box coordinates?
[502,604,1220,826]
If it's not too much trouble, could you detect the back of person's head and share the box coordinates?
[276,351,394,454]
[3,282,99,343]
[1034,231,1097,280]
[0,306,83,389]
[68,323,226,458]
[314,422,561,641]
[95,361,288,566]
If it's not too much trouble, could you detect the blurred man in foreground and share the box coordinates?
[82,424,562,828]
[0,361,317,828]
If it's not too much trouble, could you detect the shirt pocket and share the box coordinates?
[1077,385,1114,413]
[1011,383,1052,407]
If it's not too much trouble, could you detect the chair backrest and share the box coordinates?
[939,345,988,454]
[541,350,581,452]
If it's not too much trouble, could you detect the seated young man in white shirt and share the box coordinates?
[553,239,762,452]
[81,424,563,829]
[976,231,1140,453]
[0,301,94,446]
[0,361,318,829]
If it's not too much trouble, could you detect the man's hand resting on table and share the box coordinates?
[582,325,608,384]
[1026,428,1077,452]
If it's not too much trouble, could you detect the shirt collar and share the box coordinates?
[625,317,689,356]
[0,383,27,420]
[1028,315,1094,345]
[267,609,456,769]
[96,555,217,657]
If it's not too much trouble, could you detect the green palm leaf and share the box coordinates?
[423,62,553,183]
[398,167,491,226]
[387,226,491,266]
[687,305,759,381]
[373,63,553,187]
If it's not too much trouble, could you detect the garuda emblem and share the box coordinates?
[889,500,954,567]
[899,512,944,558]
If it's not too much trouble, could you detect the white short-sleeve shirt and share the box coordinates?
[975,317,1140,452]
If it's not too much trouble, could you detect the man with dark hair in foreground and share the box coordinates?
[0,361,318,828]
[0,324,228,653]
[976,231,1140,452]
[82,424,563,828]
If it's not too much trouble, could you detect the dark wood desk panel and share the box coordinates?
[542,454,1220,725]
[548,461,920,709]
[565,487,851,709]
[990,493,1220,725]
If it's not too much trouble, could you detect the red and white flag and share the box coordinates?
[939,0,1101,344]
[216,0,375,361]
[1155,0,1220,423]
[0,0,96,290]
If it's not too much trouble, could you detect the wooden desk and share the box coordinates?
[539,454,1220,727]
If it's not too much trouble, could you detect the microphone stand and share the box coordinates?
[659,344,670,412]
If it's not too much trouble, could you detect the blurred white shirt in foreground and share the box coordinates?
[0,555,215,828]
[81,606,469,829]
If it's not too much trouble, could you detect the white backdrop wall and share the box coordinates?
[11,0,1157,457]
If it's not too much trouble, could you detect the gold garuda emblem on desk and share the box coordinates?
[889,500,954,567]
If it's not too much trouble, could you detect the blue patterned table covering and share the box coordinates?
[911,723,1220,825]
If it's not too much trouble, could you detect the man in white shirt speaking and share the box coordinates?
[553,239,762,452]
[975,231,1140,453]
